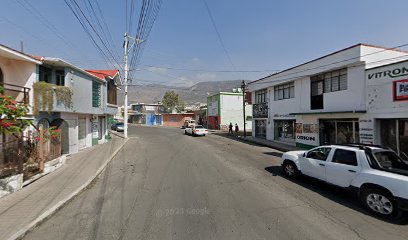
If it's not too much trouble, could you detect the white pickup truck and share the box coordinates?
[281,144,408,217]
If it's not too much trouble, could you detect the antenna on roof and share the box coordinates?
[20,41,24,53]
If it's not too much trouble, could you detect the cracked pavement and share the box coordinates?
[23,126,408,240]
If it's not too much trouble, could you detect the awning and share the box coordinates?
[289,110,366,115]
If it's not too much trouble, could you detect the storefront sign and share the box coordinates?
[297,135,316,141]
[368,67,408,80]
[273,114,292,118]
[295,123,303,133]
[393,79,408,101]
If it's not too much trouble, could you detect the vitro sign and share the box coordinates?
[368,66,408,80]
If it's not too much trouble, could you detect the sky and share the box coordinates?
[2,0,408,87]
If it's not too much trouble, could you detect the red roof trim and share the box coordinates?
[85,69,119,81]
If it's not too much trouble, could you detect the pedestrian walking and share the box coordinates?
[228,122,233,135]
[235,123,239,135]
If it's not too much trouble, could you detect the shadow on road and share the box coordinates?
[263,152,283,157]
[264,166,408,225]
[212,132,261,147]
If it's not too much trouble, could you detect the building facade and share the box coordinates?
[162,113,195,127]
[248,43,408,149]
[129,103,163,126]
[360,60,408,157]
[0,44,119,155]
[207,91,252,130]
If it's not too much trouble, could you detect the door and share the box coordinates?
[325,148,361,187]
[299,147,332,181]
[311,80,324,110]
[78,117,87,149]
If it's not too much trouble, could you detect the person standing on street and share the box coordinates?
[228,122,233,135]
[235,123,239,135]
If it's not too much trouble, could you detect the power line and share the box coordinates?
[140,64,280,73]
[202,0,237,72]
[63,0,123,70]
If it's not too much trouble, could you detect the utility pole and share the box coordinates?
[241,80,246,138]
[123,33,129,139]
[123,33,143,138]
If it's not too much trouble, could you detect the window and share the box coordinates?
[107,79,117,105]
[56,70,65,86]
[39,66,51,83]
[311,68,347,93]
[306,147,332,161]
[255,89,267,104]
[332,149,358,166]
[274,82,294,101]
[92,81,101,107]
[171,116,177,122]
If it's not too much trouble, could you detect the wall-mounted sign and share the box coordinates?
[368,67,408,80]
[295,123,303,134]
[393,79,408,101]
[297,135,316,141]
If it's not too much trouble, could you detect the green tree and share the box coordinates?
[162,91,183,112]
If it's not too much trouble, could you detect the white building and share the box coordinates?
[207,91,252,131]
[248,43,408,149]
[360,60,408,157]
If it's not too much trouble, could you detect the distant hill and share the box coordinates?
[118,80,246,104]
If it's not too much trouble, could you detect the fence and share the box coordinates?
[0,132,62,180]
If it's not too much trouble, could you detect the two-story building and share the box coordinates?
[128,103,163,125]
[207,90,252,130]
[0,44,119,154]
[248,43,408,149]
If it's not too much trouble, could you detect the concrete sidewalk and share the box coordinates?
[213,132,300,152]
[0,136,128,240]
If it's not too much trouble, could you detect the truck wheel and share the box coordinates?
[360,188,398,218]
[282,161,299,178]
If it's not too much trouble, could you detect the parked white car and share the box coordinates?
[280,144,408,217]
[184,125,208,136]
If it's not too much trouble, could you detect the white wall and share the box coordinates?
[0,57,37,113]
[220,94,252,130]
[361,60,408,144]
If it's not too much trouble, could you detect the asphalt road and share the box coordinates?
[24,126,408,240]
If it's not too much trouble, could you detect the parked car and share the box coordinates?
[280,144,408,217]
[111,122,124,132]
[185,125,208,136]
[181,119,196,129]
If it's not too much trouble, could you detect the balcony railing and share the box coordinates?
[253,102,268,118]
[0,83,30,105]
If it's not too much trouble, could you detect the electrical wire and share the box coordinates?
[202,0,237,72]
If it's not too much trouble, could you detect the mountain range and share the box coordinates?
[118,80,246,104]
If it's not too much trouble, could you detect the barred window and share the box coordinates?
[274,82,295,101]
[312,68,347,93]
[255,89,267,104]
[92,81,101,107]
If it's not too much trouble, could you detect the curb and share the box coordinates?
[8,138,129,240]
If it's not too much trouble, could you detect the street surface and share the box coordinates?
[24,126,408,240]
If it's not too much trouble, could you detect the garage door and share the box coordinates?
[78,117,87,149]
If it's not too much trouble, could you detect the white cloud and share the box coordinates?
[192,57,199,63]
[196,73,216,81]
[147,66,168,74]
[172,76,194,87]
